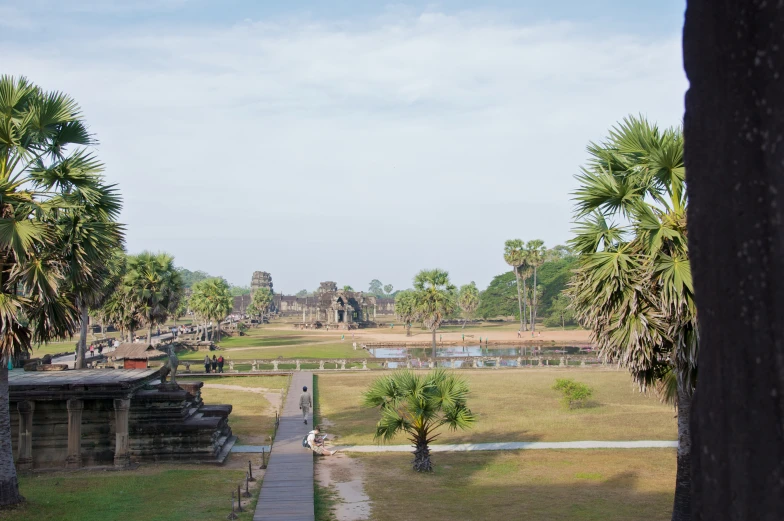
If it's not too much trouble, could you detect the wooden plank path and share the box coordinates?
[254,371,314,521]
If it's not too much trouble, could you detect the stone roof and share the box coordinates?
[111,343,167,360]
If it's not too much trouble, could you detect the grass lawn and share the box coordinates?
[8,467,257,521]
[179,376,289,445]
[352,449,675,521]
[316,369,676,445]
[178,342,370,361]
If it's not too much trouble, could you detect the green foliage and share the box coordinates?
[368,279,383,295]
[477,255,576,320]
[383,284,394,296]
[552,378,594,409]
[247,287,273,320]
[544,294,576,329]
[229,285,250,296]
[457,282,480,323]
[394,290,419,335]
[362,369,476,471]
[412,269,457,336]
[190,277,233,340]
[123,252,184,337]
[569,115,697,396]
[343,285,354,292]
[295,289,309,297]
[175,268,211,288]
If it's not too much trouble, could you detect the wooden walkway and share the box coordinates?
[254,371,314,521]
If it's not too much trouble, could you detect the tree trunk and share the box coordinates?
[412,441,433,472]
[75,299,89,369]
[531,267,538,336]
[522,276,528,331]
[431,329,437,360]
[129,328,135,343]
[215,321,221,342]
[672,384,692,521]
[684,1,784,519]
[0,365,23,506]
[147,325,153,346]
[513,268,524,332]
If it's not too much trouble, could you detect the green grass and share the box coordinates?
[178,342,370,361]
[316,369,677,445]
[8,467,257,521]
[357,449,675,521]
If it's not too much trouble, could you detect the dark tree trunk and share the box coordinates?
[147,325,153,346]
[215,321,221,342]
[75,300,89,369]
[672,385,692,521]
[0,365,23,506]
[412,441,433,472]
[522,276,528,331]
[684,1,784,519]
[531,267,538,336]
[513,268,524,332]
[431,329,437,360]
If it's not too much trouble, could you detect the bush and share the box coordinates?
[552,378,594,409]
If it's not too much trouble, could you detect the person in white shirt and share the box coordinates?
[307,426,338,456]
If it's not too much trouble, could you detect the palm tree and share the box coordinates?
[0,75,116,506]
[394,290,419,337]
[412,269,457,358]
[190,278,233,342]
[250,287,273,324]
[503,240,527,332]
[124,252,183,344]
[54,186,124,368]
[362,369,475,472]
[457,282,480,328]
[568,115,695,521]
[526,239,547,335]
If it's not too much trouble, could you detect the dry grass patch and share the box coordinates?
[357,449,675,521]
[317,369,676,445]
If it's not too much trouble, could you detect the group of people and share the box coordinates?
[203,354,225,373]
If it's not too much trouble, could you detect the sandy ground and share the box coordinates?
[264,327,592,345]
[315,455,371,521]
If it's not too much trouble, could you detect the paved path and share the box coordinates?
[335,440,678,452]
[254,371,314,521]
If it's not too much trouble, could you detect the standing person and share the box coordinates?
[211,355,218,373]
[307,426,338,456]
[217,355,224,373]
[341,334,344,342]
[89,344,95,357]
[517,329,522,339]
[204,354,211,373]
[299,386,312,425]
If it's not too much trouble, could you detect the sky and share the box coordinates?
[1,0,688,294]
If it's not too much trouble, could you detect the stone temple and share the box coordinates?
[275,281,394,328]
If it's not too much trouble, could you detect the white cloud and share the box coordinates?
[0,10,686,292]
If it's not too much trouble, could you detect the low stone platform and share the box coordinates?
[9,369,235,470]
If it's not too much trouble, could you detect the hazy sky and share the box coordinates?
[1,1,688,294]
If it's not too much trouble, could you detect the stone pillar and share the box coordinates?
[65,399,83,469]
[113,398,131,468]
[362,360,368,370]
[319,360,325,370]
[296,360,301,371]
[374,305,377,319]
[335,309,339,323]
[16,401,34,470]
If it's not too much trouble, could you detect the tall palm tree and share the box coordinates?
[0,75,116,506]
[526,239,547,335]
[363,369,475,472]
[190,278,233,342]
[412,269,457,358]
[124,252,183,344]
[394,290,419,337]
[457,282,480,329]
[248,287,273,325]
[503,239,528,332]
[568,115,695,521]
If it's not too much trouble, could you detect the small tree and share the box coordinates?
[394,290,419,337]
[552,378,594,409]
[383,284,394,296]
[412,269,457,357]
[363,369,476,472]
[457,282,480,328]
[547,294,574,330]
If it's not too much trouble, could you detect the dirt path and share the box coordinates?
[315,455,371,521]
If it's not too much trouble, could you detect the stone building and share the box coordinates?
[274,280,395,328]
[251,271,273,293]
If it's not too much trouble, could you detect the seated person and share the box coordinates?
[307,426,338,456]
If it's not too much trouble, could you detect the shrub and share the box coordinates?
[552,378,594,409]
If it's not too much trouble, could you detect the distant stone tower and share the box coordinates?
[318,281,337,294]
[251,271,273,294]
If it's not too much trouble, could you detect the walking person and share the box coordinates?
[300,386,312,425]
[211,355,218,373]
[217,355,224,373]
[307,426,338,456]
[204,354,211,373]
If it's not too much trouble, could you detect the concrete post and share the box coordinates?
[113,398,131,468]
[65,399,84,469]
[16,401,34,470]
